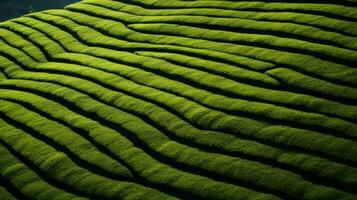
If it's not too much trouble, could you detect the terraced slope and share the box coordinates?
[0,0,357,199]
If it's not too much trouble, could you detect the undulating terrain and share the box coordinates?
[0,0,357,199]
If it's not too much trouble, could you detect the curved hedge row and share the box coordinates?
[0,0,356,199]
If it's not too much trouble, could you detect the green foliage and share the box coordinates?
[0,134,88,200]
[0,186,16,200]
[0,0,356,199]
[266,68,357,100]
[0,100,132,178]
[82,0,357,36]
[0,118,175,200]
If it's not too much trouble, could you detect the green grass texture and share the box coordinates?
[0,0,356,199]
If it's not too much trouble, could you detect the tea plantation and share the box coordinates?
[0,0,356,199]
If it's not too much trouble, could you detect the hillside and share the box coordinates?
[0,0,357,199]
[0,0,80,22]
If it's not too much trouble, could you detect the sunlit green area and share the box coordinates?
[0,0,356,199]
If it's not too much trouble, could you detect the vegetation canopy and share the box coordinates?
[0,0,356,199]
